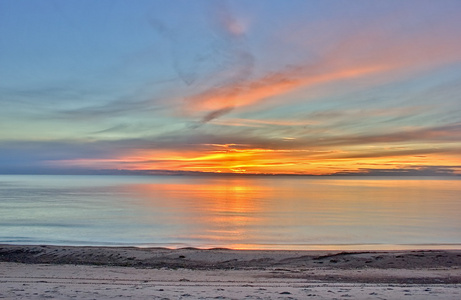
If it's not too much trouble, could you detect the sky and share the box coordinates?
[1,0,461,176]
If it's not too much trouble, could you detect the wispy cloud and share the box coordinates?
[184,63,386,122]
[334,166,461,176]
[182,8,461,123]
[210,118,317,128]
[317,123,461,147]
[150,0,254,94]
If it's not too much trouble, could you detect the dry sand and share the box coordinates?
[1,245,460,299]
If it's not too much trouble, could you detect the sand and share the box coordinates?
[1,245,461,299]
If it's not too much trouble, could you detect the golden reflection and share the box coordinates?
[123,177,272,243]
[117,177,461,249]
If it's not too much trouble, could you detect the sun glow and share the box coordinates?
[49,142,461,176]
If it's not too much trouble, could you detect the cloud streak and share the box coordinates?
[181,8,461,123]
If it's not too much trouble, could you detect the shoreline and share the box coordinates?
[3,242,461,251]
[1,245,461,299]
[1,244,460,280]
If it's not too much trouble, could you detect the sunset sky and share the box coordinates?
[1,0,461,175]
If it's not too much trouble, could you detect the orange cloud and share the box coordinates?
[210,118,317,127]
[184,64,388,119]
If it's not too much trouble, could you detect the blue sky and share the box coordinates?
[1,0,461,175]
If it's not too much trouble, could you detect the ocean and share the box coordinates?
[0,175,460,250]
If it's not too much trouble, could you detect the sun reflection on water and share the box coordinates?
[114,176,461,249]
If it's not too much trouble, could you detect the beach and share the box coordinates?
[1,245,460,299]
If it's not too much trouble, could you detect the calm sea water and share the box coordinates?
[0,175,460,250]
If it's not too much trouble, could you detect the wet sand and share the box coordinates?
[1,245,461,299]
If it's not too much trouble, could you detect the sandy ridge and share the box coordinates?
[1,245,461,272]
[1,245,461,299]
